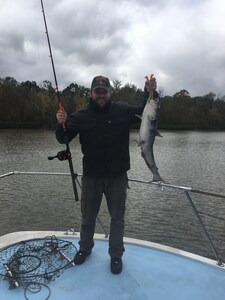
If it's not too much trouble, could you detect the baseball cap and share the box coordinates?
[91,75,111,91]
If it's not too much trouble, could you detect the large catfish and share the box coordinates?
[138,74,164,182]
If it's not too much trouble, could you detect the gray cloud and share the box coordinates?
[0,0,224,96]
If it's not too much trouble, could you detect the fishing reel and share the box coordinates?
[48,150,71,161]
[48,150,79,202]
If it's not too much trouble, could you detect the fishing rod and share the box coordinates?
[40,0,79,202]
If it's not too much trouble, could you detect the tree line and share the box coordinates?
[0,76,225,130]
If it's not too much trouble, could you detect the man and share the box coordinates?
[55,75,158,274]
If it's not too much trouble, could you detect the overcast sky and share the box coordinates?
[0,0,224,96]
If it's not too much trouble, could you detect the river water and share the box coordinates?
[0,129,225,261]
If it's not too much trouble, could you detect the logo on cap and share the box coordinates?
[91,76,110,91]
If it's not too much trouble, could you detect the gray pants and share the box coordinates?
[79,173,128,258]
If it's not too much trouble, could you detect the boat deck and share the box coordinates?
[0,232,225,300]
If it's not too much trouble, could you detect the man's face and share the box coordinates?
[91,88,111,108]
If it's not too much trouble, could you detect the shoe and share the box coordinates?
[110,257,123,274]
[74,250,91,265]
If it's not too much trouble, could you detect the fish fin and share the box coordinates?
[151,177,165,183]
[156,131,163,137]
[135,114,142,120]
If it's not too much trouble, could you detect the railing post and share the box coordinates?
[184,190,223,266]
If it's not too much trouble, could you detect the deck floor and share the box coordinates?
[0,236,225,300]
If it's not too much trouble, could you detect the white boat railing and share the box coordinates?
[1,171,225,199]
[0,170,225,266]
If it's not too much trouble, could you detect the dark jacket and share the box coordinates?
[55,99,146,178]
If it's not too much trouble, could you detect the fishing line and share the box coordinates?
[40,0,79,202]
